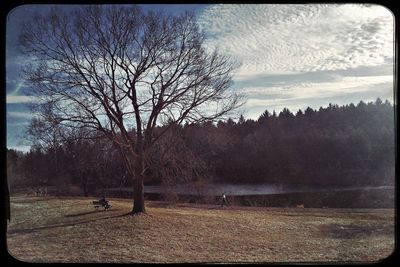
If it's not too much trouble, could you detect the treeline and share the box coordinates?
[192,98,395,187]
[7,98,395,195]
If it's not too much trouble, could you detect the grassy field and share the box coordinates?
[6,196,395,263]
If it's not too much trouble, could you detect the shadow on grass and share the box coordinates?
[147,202,171,208]
[64,209,121,217]
[147,201,224,210]
[7,211,131,236]
[10,197,54,204]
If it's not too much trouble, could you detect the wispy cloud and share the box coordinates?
[242,76,393,119]
[243,75,393,97]
[6,95,38,104]
[7,111,35,118]
[6,145,32,153]
[198,4,393,75]
[9,81,25,96]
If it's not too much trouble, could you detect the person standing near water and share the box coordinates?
[221,193,227,207]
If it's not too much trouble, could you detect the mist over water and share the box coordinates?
[113,183,394,196]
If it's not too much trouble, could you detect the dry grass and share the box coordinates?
[7,196,395,263]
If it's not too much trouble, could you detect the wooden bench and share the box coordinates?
[93,199,112,210]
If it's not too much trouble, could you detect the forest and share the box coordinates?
[7,98,395,196]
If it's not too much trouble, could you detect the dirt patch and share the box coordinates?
[318,223,394,239]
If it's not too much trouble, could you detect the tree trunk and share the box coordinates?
[83,183,89,197]
[132,155,146,214]
[132,174,145,213]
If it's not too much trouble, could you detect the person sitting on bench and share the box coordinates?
[93,196,112,210]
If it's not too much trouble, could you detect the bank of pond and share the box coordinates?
[104,184,394,209]
[20,183,394,209]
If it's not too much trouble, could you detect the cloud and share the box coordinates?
[198,4,393,76]
[6,145,32,153]
[6,95,38,104]
[7,111,35,118]
[8,81,25,96]
[7,121,30,127]
[242,75,393,118]
[197,4,394,119]
[243,75,393,97]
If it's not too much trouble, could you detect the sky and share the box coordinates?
[6,4,395,152]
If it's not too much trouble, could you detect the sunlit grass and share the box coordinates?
[7,196,394,263]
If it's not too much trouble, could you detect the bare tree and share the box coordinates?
[64,128,105,197]
[25,104,69,188]
[19,5,242,214]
